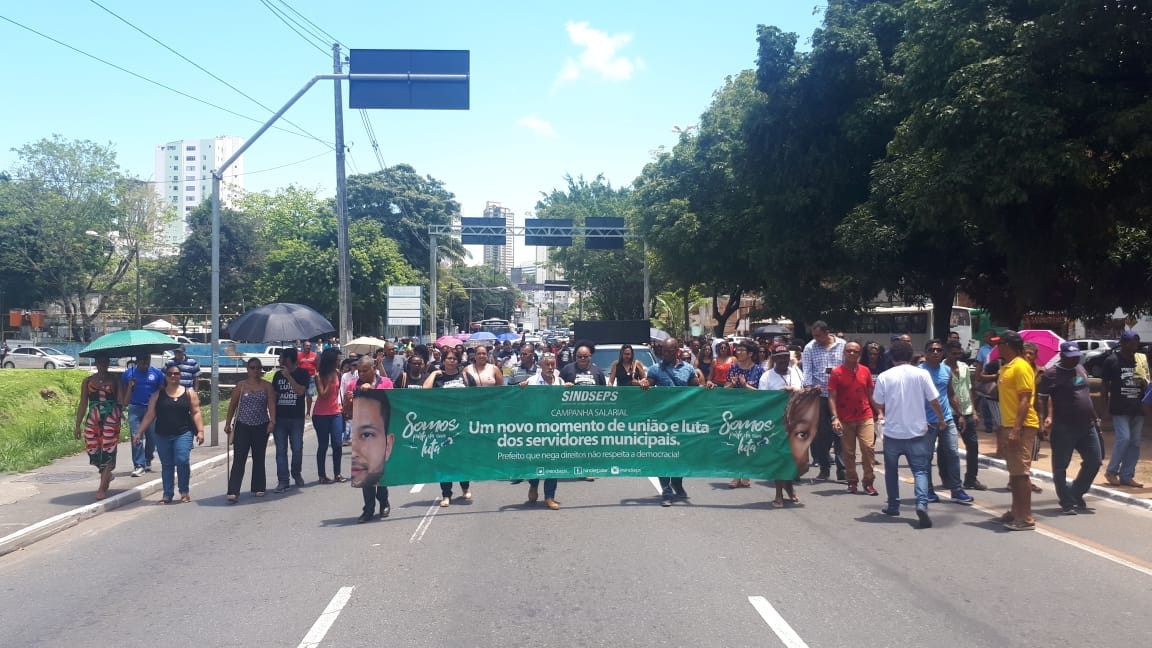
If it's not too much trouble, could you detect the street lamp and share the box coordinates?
[86,230,141,329]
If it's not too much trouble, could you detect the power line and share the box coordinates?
[258,0,330,56]
[272,0,345,49]
[0,13,330,145]
[85,0,334,150]
[359,110,387,171]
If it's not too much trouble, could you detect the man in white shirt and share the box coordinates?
[759,344,804,391]
[873,341,948,529]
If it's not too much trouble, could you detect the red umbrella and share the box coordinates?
[988,329,1065,368]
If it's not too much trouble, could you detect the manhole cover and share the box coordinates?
[13,471,92,484]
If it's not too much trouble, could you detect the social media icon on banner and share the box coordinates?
[574,467,584,475]
[610,466,620,475]
[536,467,545,475]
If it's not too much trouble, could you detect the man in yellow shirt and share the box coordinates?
[994,330,1040,530]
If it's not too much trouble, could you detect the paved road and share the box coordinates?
[2,460,1151,647]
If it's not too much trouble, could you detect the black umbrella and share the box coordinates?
[225,303,335,343]
[753,324,790,337]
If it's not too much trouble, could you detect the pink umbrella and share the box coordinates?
[988,329,1065,368]
[434,336,459,348]
[454,333,472,341]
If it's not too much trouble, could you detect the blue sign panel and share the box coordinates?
[460,218,506,246]
[349,49,470,110]
[525,218,573,247]
[585,216,626,250]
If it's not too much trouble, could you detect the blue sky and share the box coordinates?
[0,1,822,266]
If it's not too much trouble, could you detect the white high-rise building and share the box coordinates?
[481,201,513,276]
[153,136,245,250]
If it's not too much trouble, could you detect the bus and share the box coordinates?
[839,305,986,354]
[470,318,515,336]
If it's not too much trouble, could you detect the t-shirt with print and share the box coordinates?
[918,362,954,424]
[559,363,607,386]
[1037,364,1096,430]
[1103,353,1144,417]
[122,365,165,407]
[998,356,1040,429]
[828,364,874,422]
[273,368,311,419]
[950,361,973,415]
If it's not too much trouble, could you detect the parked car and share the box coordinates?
[243,345,294,370]
[3,346,77,369]
[1075,339,1118,378]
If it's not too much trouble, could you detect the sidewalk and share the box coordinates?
[3,418,1152,557]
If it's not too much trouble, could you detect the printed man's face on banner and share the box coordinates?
[350,397,395,488]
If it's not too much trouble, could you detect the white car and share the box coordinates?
[3,346,77,369]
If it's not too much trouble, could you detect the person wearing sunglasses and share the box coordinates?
[134,365,205,504]
[918,340,974,505]
[224,360,277,502]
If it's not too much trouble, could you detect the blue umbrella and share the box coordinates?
[471,331,498,341]
[497,332,521,342]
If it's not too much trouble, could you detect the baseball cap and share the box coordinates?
[771,344,791,357]
[1121,330,1140,342]
[1058,341,1082,358]
[990,330,1022,345]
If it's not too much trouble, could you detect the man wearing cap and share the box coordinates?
[801,320,847,481]
[1037,342,1103,513]
[164,346,201,390]
[993,330,1041,530]
[1102,331,1146,487]
[759,344,804,391]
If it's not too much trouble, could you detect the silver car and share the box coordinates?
[3,346,78,369]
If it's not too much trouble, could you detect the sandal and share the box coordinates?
[771,498,784,508]
[318,477,333,485]
[157,498,171,505]
[180,494,191,503]
[334,475,346,483]
[440,497,450,508]
[227,494,238,503]
[254,491,265,497]
[729,479,740,489]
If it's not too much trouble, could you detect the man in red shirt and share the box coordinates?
[828,341,881,495]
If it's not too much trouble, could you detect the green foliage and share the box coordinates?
[535,175,646,321]
[439,265,518,332]
[346,164,465,270]
[0,369,88,472]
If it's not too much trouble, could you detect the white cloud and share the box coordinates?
[555,21,643,87]
[518,114,557,138]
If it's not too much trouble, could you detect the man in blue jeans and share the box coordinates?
[641,337,701,506]
[122,353,164,477]
[873,341,948,529]
[1102,331,1146,487]
[272,349,310,492]
[919,340,974,505]
[1037,342,1102,514]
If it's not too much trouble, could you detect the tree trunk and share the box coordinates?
[682,283,691,339]
[712,287,744,337]
[930,283,957,345]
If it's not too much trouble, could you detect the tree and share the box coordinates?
[438,264,518,333]
[535,175,647,321]
[346,164,466,272]
[1,136,164,340]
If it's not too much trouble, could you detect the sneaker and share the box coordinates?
[1074,495,1089,511]
[462,489,473,500]
[864,485,879,496]
[963,479,987,491]
[847,483,858,494]
[1105,472,1120,485]
[881,506,900,516]
[1060,505,1078,516]
[1120,478,1145,488]
[544,498,560,510]
[951,490,974,504]
[1003,518,1036,531]
[660,498,673,507]
[925,492,941,504]
[357,512,372,524]
[144,464,154,473]
[292,473,305,487]
[816,469,830,481]
[379,505,390,519]
[916,508,932,529]
[439,497,450,508]
[672,491,689,500]
[274,483,288,493]
[130,466,145,478]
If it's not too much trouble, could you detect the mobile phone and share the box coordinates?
[825,367,833,374]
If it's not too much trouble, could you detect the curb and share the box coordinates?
[0,451,230,558]
[977,454,1152,512]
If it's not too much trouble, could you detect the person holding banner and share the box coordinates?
[641,338,701,506]
[760,343,806,507]
[346,357,393,522]
[560,342,607,386]
[520,352,563,509]
[424,349,476,506]
[349,385,396,523]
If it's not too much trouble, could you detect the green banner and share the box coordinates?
[368,386,797,485]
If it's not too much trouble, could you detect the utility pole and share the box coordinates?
[134,240,141,328]
[333,43,352,344]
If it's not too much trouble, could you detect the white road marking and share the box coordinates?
[297,586,354,648]
[409,500,441,544]
[409,483,425,493]
[748,596,809,648]
[875,466,1152,578]
[648,477,663,495]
